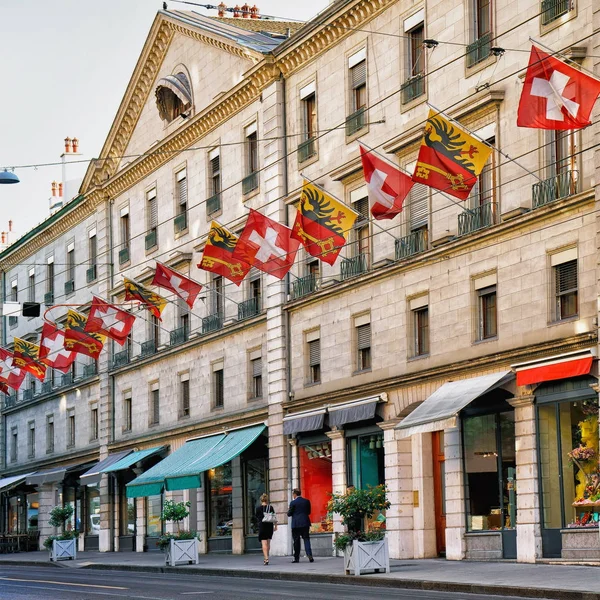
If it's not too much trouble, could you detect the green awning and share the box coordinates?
[126,424,265,498]
[103,446,166,474]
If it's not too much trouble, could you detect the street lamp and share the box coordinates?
[0,169,19,184]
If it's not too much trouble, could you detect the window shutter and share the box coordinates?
[211,155,220,178]
[252,357,262,378]
[153,391,160,424]
[182,380,190,413]
[178,176,188,206]
[148,196,157,228]
[308,339,320,366]
[409,183,428,230]
[357,323,371,350]
[351,60,366,89]
[354,197,369,223]
[556,260,577,293]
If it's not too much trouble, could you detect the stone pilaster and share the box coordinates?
[288,438,299,490]
[135,497,145,553]
[38,484,57,550]
[509,394,542,563]
[196,477,208,554]
[411,432,436,558]
[444,426,466,560]
[231,456,244,554]
[326,429,346,538]
[99,474,111,551]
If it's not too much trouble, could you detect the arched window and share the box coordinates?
[155,71,193,122]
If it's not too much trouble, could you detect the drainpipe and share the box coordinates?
[107,196,116,551]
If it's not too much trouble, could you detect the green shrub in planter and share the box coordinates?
[157,500,198,551]
[43,530,78,551]
[157,530,198,551]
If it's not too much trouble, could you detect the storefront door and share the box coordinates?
[432,431,446,556]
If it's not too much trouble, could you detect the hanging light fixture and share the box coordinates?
[369,436,376,450]
[0,169,19,184]
[375,436,382,449]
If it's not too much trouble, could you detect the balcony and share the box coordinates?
[401,74,425,105]
[242,172,259,195]
[458,202,497,236]
[145,229,157,251]
[298,138,317,163]
[202,313,223,335]
[238,297,260,321]
[42,381,52,394]
[290,274,318,300]
[112,350,129,369]
[174,212,187,234]
[206,193,221,216]
[170,326,189,346]
[141,339,157,358]
[340,254,368,281]
[5,394,17,409]
[532,170,578,209]
[541,0,570,25]
[64,279,75,295]
[466,33,492,68]
[23,389,33,401]
[83,362,97,378]
[61,373,73,387]
[395,229,428,260]
[86,265,97,283]
[345,107,366,137]
[44,291,54,306]
[119,247,130,265]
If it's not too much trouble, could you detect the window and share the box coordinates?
[475,0,491,40]
[541,0,572,26]
[120,207,130,262]
[554,258,578,320]
[351,189,370,264]
[175,169,188,232]
[243,123,259,194]
[347,433,384,489]
[177,298,190,337]
[212,274,224,316]
[180,376,190,418]
[356,321,372,372]
[146,495,163,537]
[410,296,429,357]
[66,242,75,292]
[149,385,160,426]
[10,428,17,463]
[306,259,320,279]
[466,0,492,67]
[28,268,35,303]
[307,332,321,384]
[88,230,98,282]
[148,314,160,350]
[28,421,35,458]
[123,394,132,432]
[208,149,221,215]
[299,82,317,162]
[539,130,577,206]
[90,406,99,441]
[249,352,262,400]
[10,280,18,327]
[146,188,158,249]
[86,486,100,535]
[46,415,54,454]
[401,15,426,104]
[67,410,76,447]
[409,183,429,234]
[478,286,497,340]
[347,49,367,135]
[249,273,261,309]
[408,23,425,77]
[213,365,224,409]
[470,136,495,207]
[46,258,55,301]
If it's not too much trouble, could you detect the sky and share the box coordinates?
[0,0,329,240]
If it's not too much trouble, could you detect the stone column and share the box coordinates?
[326,428,346,545]
[99,472,111,552]
[509,394,542,563]
[288,438,299,490]
[411,432,436,558]
[196,478,208,554]
[231,456,244,554]
[38,484,57,550]
[112,477,120,552]
[135,497,145,553]
[444,425,466,560]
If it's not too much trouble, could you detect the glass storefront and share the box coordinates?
[244,457,267,535]
[62,486,82,532]
[86,486,100,535]
[120,496,136,536]
[145,495,162,537]
[347,433,384,489]
[299,441,332,534]
[208,463,232,538]
[27,493,39,531]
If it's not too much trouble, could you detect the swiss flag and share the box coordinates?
[359,144,414,220]
[0,348,26,390]
[39,323,77,373]
[233,210,300,280]
[85,297,136,346]
[152,262,202,309]
[517,45,600,130]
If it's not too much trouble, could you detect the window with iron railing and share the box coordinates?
[541,0,571,26]
[299,91,317,162]
[402,22,425,104]
[466,0,492,67]
[347,52,367,136]
[175,169,188,234]
[146,188,158,250]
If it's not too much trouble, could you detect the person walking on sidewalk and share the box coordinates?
[287,488,313,563]
[256,493,277,565]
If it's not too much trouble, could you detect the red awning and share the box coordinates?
[515,355,593,386]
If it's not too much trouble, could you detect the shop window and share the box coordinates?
[62,486,81,532]
[463,411,516,531]
[208,463,233,538]
[120,495,136,536]
[87,486,100,535]
[347,433,384,489]
[299,441,333,534]
[146,495,163,537]
[244,456,267,535]
[27,493,39,531]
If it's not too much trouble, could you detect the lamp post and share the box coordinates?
[0,169,19,184]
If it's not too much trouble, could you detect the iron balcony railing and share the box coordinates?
[395,229,428,260]
[298,138,317,163]
[238,297,260,321]
[44,291,54,306]
[206,193,221,215]
[141,340,157,357]
[86,265,97,283]
[23,389,33,401]
[345,107,366,137]
[41,381,53,394]
[202,313,223,335]
[61,373,73,387]
[242,172,259,195]
[532,170,578,209]
[290,274,318,300]
[174,212,188,233]
[5,394,17,409]
[541,0,570,25]
[145,229,157,250]
[83,362,97,378]
[466,32,492,68]
[340,254,368,281]
[401,74,425,105]
[64,279,75,295]
[170,326,189,346]
[112,350,129,369]
[458,202,497,236]
[119,247,130,265]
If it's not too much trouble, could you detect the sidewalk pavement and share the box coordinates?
[0,550,600,599]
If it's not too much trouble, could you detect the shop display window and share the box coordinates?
[347,433,384,489]
[299,441,332,533]
[27,493,39,531]
[86,486,100,535]
[244,457,267,535]
[62,486,82,532]
[120,493,136,536]
[145,494,162,537]
[208,463,232,537]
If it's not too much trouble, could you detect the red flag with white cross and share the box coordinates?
[517,45,600,130]
[39,323,77,373]
[0,348,26,390]
[233,209,300,280]
[152,262,202,309]
[85,296,136,346]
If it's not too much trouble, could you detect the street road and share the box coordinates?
[0,565,556,600]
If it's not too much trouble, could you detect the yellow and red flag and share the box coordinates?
[412,110,492,200]
[13,338,47,381]
[124,278,167,320]
[291,182,359,265]
[64,310,106,359]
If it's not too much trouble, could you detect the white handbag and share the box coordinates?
[262,505,277,524]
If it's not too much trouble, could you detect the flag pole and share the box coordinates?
[529,37,599,80]
[427,102,542,182]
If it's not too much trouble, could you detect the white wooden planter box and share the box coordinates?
[165,537,200,567]
[50,538,77,561]
[344,538,390,576]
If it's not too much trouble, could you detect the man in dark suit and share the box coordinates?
[287,488,314,562]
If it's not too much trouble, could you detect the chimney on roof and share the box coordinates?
[64,137,72,153]
[72,137,79,153]
[58,183,63,197]
[9,220,13,232]
[218,2,227,17]
[250,5,259,18]
[233,4,241,17]
[241,3,249,17]
[51,181,57,197]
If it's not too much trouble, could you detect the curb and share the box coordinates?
[78,563,600,600]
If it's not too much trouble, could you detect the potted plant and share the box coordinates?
[158,500,199,566]
[329,485,390,576]
[45,505,77,561]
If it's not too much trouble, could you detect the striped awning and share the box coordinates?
[102,446,166,474]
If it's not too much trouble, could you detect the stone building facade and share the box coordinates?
[1,0,599,563]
